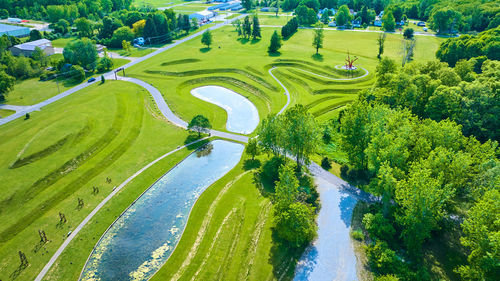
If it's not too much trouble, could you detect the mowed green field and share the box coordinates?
[127,26,443,131]
[0,80,190,281]
[4,58,130,106]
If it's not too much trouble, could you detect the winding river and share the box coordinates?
[191,85,259,135]
[80,140,244,280]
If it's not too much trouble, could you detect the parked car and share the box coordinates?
[423,27,428,31]
[88,77,96,83]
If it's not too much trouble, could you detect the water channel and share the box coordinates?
[80,140,244,280]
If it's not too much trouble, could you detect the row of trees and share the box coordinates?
[0,0,134,23]
[281,17,299,38]
[233,15,261,40]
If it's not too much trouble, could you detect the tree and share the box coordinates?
[320,11,330,24]
[401,37,416,66]
[242,0,253,11]
[243,16,252,38]
[429,8,461,34]
[201,29,212,48]
[111,26,134,48]
[312,23,324,54]
[281,17,298,38]
[97,51,113,72]
[268,30,282,53]
[360,5,369,25]
[275,202,316,247]
[403,28,414,40]
[340,100,371,170]
[258,114,284,156]
[54,19,70,35]
[0,70,15,101]
[296,4,317,25]
[382,11,396,32]
[188,115,211,136]
[31,47,48,66]
[132,19,146,37]
[63,38,98,70]
[335,5,351,27]
[71,65,85,82]
[29,29,42,41]
[377,33,386,59]
[456,190,499,280]
[75,17,94,38]
[252,15,261,39]
[395,166,451,256]
[122,40,131,52]
[282,104,319,170]
[232,19,242,37]
[143,17,158,38]
[274,164,299,211]
[245,138,260,160]
[191,18,199,30]
[182,14,191,34]
[101,75,105,84]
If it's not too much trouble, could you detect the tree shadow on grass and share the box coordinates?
[312,53,324,62]
[199,47,211,53]
[268,230,307,280]
[237,37,250,44]
[243,159,261,170]
[184,133,210,150]
[250,38,261,44]
[268,51,282,57]
[10,262,28,280]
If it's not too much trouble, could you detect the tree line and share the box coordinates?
[331,55,499,279]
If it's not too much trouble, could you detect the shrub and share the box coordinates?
[321,157,332,170]
[362,212,396,240]
[351,230,364,241]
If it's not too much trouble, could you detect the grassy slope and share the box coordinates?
[4,58,129,106]
[126,26,442,135]
[0,80,189,281]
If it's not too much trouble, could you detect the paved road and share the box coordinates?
[0,14,247,127]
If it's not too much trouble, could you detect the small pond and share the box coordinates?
[191,86,259,134]
[80,140,244,281]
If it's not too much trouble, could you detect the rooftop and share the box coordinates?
[13,39,52,51]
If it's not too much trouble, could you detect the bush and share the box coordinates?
[260,156,286,188]
[351,230,364,241]
[70,65,85,82]
[321,157,332,170]
[362,212,396,240]
[366,241,401,275]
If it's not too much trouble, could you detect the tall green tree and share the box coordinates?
[258,114,283,155]
[252,15,261,39]
[282,104,319,171]
[340,99,371,170]
[201,29,212,48]
[243,16,252,38]
[188,115,211,136]
[275,202,317,247]
[74,17,93,38]
[395,166,451,256]
[242,0,253,11]
[377,33,386,59]
[274,164,299,211]
[63,38,98,70]
[245,138,260,160]
[0,70,15,101]
[335,5,351,26]
[457,189,500,281]
[268,30,282,53]
[382,11,396,32]
[312,23,324,54]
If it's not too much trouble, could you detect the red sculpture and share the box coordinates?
[344,51,358,70]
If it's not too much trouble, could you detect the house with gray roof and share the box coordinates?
[10,39,55,57]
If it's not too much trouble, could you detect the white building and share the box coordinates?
[189,10,215,21]
[10,39,54,57]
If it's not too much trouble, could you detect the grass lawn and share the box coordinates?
[0,108,15,118]
[4,58,129,106]
[126,25,443,136]
[258,15,293,26]
[52,37,79,48]
[0,80,190,281]
[112,46,154,57]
